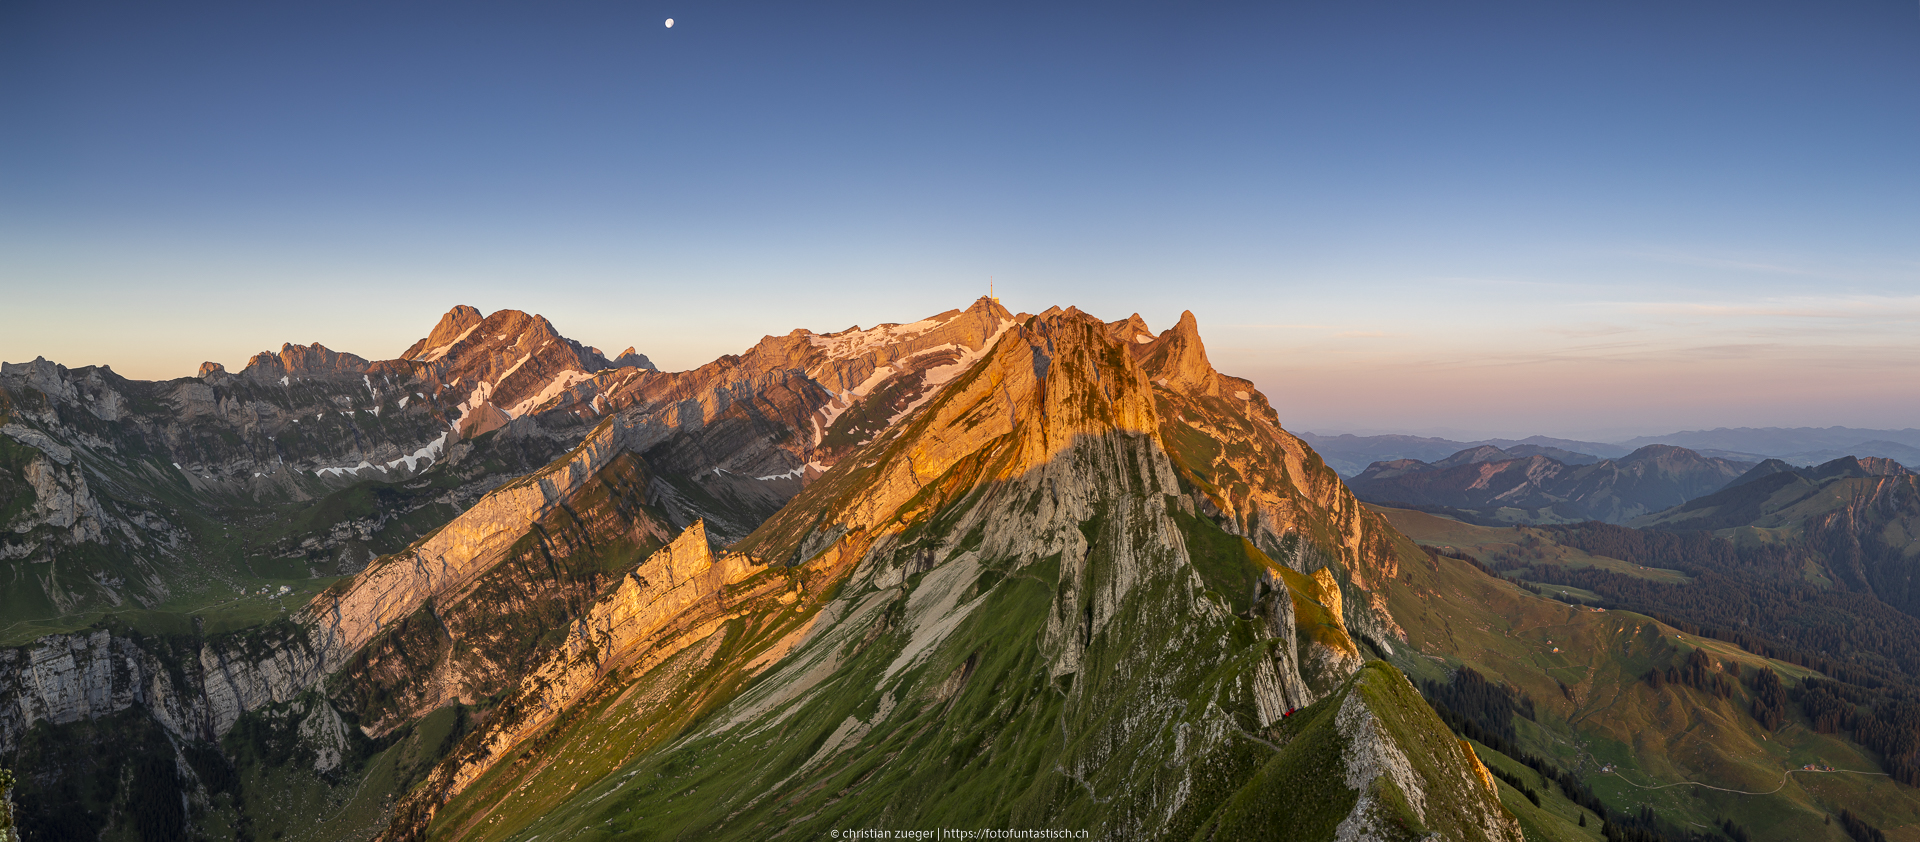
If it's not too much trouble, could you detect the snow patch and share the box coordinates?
[494,353,534,390]
[806,315,948,360]
[755,467,804,481]
[314,433,448,478]
[1134,334,1153,344]
[398,396,410,409]
[506,369,594,418]
[818,364,897,430]
[1234,390,1250,400]
[453,379,496,429]
[882,318,1017,428]
[387,433,448,472]
[279,376,289,387]
[418,324,482,362]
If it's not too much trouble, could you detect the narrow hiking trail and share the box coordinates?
[1609,766,1887,796]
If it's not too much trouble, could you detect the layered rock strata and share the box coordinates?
[0,627,326,753]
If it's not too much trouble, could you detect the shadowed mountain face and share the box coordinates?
[1346,444,1753,524]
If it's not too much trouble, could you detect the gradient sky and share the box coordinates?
[4,0,1917,440]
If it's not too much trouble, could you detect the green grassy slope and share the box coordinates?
[1377,504,1920,840]
[430,489,1511,842]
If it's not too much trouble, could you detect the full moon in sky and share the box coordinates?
[664,18,674,28]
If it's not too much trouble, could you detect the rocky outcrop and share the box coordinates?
[21,454,105,541]
[1328,665,1523,842]
[437,521,763,795]
[303,416,634,670]
[2,306,666,500]
[1136,310,1409,646]
[0,626,326,754]
[240,342,372,379]
[610,346,654,370]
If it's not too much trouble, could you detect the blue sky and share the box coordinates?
[3,0,1916,439]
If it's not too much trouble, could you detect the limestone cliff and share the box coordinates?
[415,521,769,809]
[1137,310,1412,648]
[0,625,327,753]
[302,416,635,672]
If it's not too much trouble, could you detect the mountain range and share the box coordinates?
[1346,444,1756,525]
[1302,428,1920,477]
[7,300,1920,842]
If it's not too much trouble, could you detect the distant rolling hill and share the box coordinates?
[1378,503,1920,839]
[1634,455,1920,616]
[1297,431,1627,476]
[1620,426,1920,466]
[1347,444,1753,524]
[1304,426,1920,476]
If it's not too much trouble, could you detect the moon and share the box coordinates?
[664,18,674,28]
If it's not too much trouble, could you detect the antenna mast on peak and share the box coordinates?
[990,276,998,303]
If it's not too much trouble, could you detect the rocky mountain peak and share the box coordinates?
[1102,312,1155,348]
[610,346,655,371]
[1621,443,1697,465]
[403,304,486,361]
[196,362,226,378]
[1858,456,1911,477]
[399,307,663,437]
[1140,309,1220,396]
[1433,445,1510,469]
[241,343,371,380]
